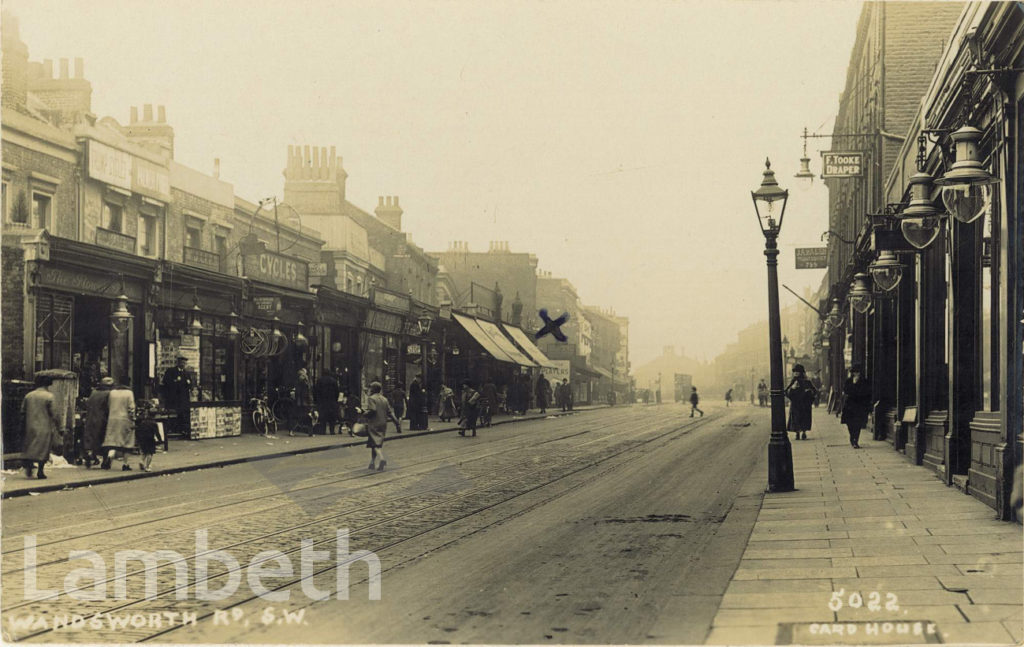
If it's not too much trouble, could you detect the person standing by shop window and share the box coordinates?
[314,370,341,435]
[102,376,136,471]
[83,377,114,468]
[407,374,425,430]
[21,374,60,479]
[162,356,193,439]
[458,380,481,437]
[293,368,315,437]
[390,382,407,423]
[535,373,551,414]
[840,364,872,449]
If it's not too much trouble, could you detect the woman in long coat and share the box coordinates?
[785,363,817,440]
[83,377,113,467]
[840,364,872,448]
[364,382,401,471]
[102,377,136,471]
[21,374,59,479]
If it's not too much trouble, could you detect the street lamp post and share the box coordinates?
[750,158,795,492]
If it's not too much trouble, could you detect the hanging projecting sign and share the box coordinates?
[795,247,828,269]
[821,152,863,178]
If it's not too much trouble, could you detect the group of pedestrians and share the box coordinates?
[783,362,872,448]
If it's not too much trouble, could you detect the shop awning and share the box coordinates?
[501,324,558,369]
[476,320,537,368]
[452,313,517,364]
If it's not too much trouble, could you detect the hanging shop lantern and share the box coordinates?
[934,125,1000,224]
[869,250,903,292]
[848,273,873,314]
[899,172,943,249]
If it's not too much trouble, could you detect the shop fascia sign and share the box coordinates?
[86,139,170,201]
[372,288,411,314]
[820,151,863,178]
[242,249,309,291]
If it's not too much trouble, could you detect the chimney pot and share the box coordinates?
[43,59,53,78]
[313,146,320,169]
[157,105,166,123]
[130,106,139,123]
[74,57,84,79]
[143,104,153,121]
[303,145,311,166]
[378,196,385,207]
[59,58,69,79]
[393,196,400,207]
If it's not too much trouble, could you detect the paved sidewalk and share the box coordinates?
[1,405,608,498]
[706,408,1023,645]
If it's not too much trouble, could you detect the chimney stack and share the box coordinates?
[374,194,403,231]
[143,104,153,121]
[157,105,166,123]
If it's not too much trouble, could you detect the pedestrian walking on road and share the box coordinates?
[785,363,817,440]
[21,374,60,479]
[408,375,427,430]
[83,376,114,468]
[314,371,341,435]
[459,380,481,437]
[363,382,401,471]
[757,379,768,407]
[689,386,704,417]
[390,382,407,422]
[725,389,733,407]
[840,364,872,448]
[535,374,551,414]
[135,399,161,472]
[102,377,136,471]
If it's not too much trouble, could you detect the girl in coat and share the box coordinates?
[102,377,136,471]
[363,382,401,471]
[21,374,60,479]
[785,364,818,440]
[135,399,162,471]
[458,381,481,437]
[840,364,872,448]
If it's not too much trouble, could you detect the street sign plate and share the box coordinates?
[795,247,828,269]
[309,262,328,277]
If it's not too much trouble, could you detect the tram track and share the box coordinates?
[4,410,719,643]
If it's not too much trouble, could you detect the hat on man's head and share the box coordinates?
[99,377,115,386]
[792,363,806,374]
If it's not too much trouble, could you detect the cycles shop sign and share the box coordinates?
[243,251,308,291]
[821,152,863,178]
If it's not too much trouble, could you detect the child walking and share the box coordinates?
[689,386,704,417]
[135,399,161,472]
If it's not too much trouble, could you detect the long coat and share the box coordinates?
[364,392,399,448]
[83,386,111,453]
[785,376,817,432]
[103,387,136,450]
[535,376,551,409]
[22,388,58,462]
[840,377,872,430]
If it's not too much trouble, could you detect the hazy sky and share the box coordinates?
[8,0,863,367]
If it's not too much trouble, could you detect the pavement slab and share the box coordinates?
[706,411,1023,645]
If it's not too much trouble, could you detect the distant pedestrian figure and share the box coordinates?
[840,364,871,448]
[363,381,401,471]
[689,386,704,417]
[562,378,573,411]
[408,375,427,430]
[135,399,161,472]
[83,376,114,467]
[480,378,497,427]
[811,374,823,407]
[757,380,768,407]
[314,371,341,435]
[725,389,733,407]
[438,384,458,422]
[535,374,551,414]
[102,377,136,471]
[785,364,818,440]
[21,374,60,479]
[390,382,407,422]
[459,380,481,437]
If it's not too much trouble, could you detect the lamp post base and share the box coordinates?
[767,431,795,492]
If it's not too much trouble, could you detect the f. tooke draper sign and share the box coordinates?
[821,151,863,178]
[243,251,309,291]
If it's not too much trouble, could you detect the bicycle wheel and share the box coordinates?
[252,410,267,435]
[272,398,295,425]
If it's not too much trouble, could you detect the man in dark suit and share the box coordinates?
[314,371,341,435]
[162,356,193,438]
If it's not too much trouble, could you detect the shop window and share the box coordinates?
[103,202,124,233]
[35,293,73,371]
[139,212,160,258]
[32,192,52,230]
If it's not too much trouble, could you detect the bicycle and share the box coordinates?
[250,395,278,438]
